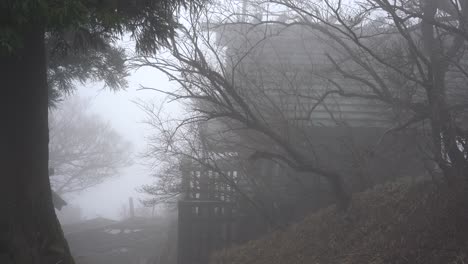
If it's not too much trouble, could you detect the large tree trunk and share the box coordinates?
[0,25,75,263]
[422,0,468,183]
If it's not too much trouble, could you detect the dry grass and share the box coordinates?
[212,178,468,264]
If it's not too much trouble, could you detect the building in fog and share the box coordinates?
[177,15,468,264]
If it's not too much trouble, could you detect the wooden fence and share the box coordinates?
[177,163,241,264]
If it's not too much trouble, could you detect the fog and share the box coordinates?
[3,1,468,264]
[68,64,180,220]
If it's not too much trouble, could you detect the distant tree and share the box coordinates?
[139,161,182,207]
[136,100,187,208]
[0,1,203,263]
[49,96,132,195]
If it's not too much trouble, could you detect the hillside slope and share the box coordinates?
[212,179,468,264]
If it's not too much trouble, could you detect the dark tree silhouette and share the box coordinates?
[0,0,202,262]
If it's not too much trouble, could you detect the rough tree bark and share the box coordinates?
[422,0,468,183]
[0,24,74,263]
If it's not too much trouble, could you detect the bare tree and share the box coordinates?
[130,5,405,210]
[137,99,288,227]
[238,0,468,182]
[49,96,133,195]
[136,0,468,215]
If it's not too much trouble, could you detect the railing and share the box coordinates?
[178,200,238,264]
[177,163,241,264]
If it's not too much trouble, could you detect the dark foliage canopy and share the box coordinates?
[46,32,128,103]
[1,0,203,102]
[1,0,200,53]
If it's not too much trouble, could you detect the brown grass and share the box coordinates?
[212,178,468,264]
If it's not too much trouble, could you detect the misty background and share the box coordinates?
[3,0,468,263]
[66,54,178,220]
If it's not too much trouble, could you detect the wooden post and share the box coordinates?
[129,197,135,218]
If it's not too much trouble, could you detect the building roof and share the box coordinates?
[52,190,67,210]
[213,22,468,128]
[214,23,394,128]
[62,217,117,235]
